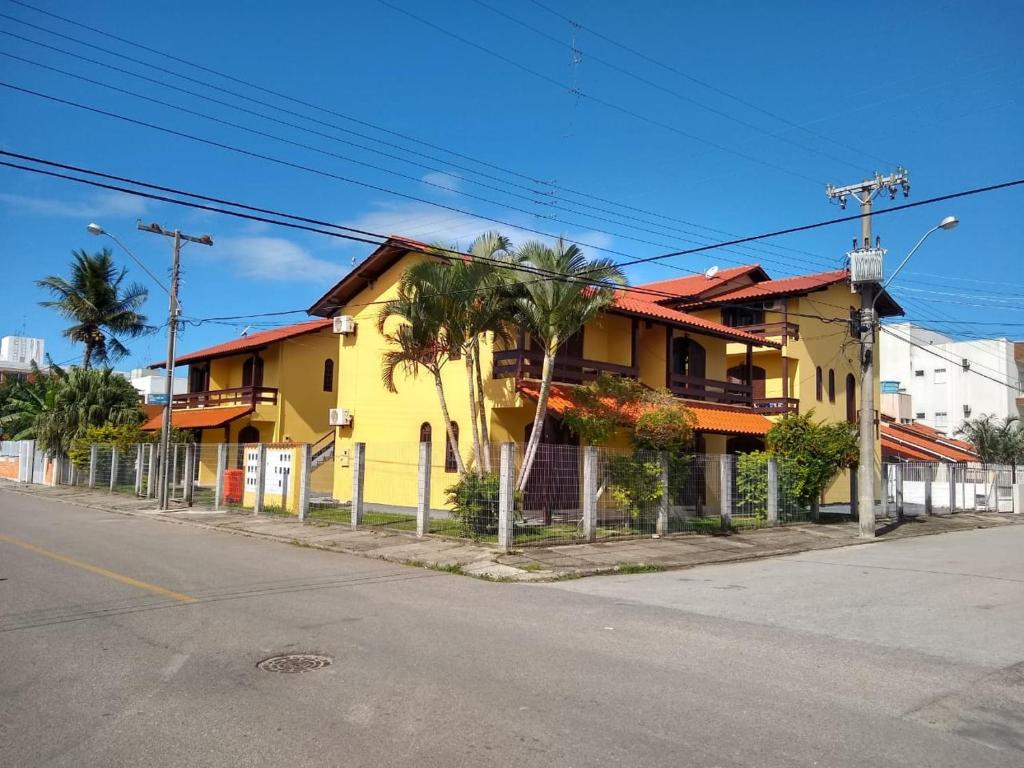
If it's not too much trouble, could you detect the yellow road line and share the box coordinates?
[0,533,194,603]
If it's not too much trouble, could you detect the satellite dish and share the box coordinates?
[704,265,720,280]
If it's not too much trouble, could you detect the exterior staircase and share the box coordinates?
[311,431,335,470]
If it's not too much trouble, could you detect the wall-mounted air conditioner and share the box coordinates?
[961,358,970,371]
[963,404,971,417]
[329,408,352,426]
[763,299,786,312]
[333,315,356,335]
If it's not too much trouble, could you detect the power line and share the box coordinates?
[0,47,833,274]
[0,0,830,266]
[523,0,894,169]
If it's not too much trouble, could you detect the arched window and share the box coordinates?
[815,367,823,401]
[846,373,856,423]
[322,359,334,392]
[419,422,432,444]
[671,336,706,378]
[444,422,459,473]
[828,369,836,403]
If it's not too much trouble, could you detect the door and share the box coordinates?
[242,356,264,389]
[728,364,766,400]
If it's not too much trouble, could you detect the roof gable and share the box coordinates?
[152,318,332,368]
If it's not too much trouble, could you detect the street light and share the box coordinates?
[873,215,959,308]
[86,223,173,302]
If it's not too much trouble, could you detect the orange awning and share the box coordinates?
[516,381,771,438]
[142,406,254,431]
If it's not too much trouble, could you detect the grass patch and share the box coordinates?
[616,562,663,574]
[519,562,545,572]
[429,562,465,575]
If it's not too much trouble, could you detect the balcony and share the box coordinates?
[730,321,800,342]
[751,397,800,415]
[172,385,278,409]
[668,373,752,406]
[493,349,637,384]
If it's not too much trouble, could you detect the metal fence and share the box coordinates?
[885,461,1020,516]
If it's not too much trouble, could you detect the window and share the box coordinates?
[322,359,334,392]
[671,337,706,378]
[914,370,925,377]
[419,422,432,444]
[242,355,264,388]
[915,412,926,419]
[845,373,856,423]
[721,305,764,328]
[815,367,823,401]
[935,412,948,429]
[828,369,836,403]
[444,422,459,472]
[934,368,947,384]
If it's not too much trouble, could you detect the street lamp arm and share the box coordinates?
[102,231,174,300]
[871,225,940,310]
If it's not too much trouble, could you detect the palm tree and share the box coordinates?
[956,414,1024,465]
[34,366,143,456]
[378,271,467,475]
[512,239,626,491]
[37,248,153,369]
[0,365,53,440]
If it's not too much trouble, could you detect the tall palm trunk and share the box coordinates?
[473,336,491,471]
[517,348,556,492]
[82,345,92,370]
[434,370,466,475]
[463,347,483,471]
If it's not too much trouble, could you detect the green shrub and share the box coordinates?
[633,406,695,454]
[606,454,663,528]
[445,471,500,536]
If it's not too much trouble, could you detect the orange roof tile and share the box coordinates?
[881,435,935,462]
[516,381,772,437]
[611,292,780,347]
[633,265,767,299]
[691,269,850,303]
[142,406,253,431]
[152,319,332,368]
[881,424,978,463]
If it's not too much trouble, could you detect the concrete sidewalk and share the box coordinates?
[3,481,1020,580]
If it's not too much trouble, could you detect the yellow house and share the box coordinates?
[633,266,904,503]
[308,237,784,512]
[146,319,339,479]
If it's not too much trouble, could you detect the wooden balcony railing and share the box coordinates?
[493,349,637,385]
[751,397,800,414]
[668,373,752,405]
[730,321,800,342]
[172,385,278,409]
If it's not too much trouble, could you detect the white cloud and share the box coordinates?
[420,171,460,194]
[212,236,344,283]
[0,190,147,219]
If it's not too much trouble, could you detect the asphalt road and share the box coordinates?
[1,487,1022,767]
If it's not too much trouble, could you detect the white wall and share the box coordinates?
[126,368,187,402]
[880,322,1023,434]
[0,336,45,365]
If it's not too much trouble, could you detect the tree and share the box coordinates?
[37,248,153,369]
[511,239,625,491]
[956,414,1024,465]
[378,270,467,475]
[0,366,54,440]
[33,366,143,456]
[765,411,858,508]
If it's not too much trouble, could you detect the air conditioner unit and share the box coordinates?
[329,408,352,426]
[963,404,971,417]
[333,315,356,335]
[961,358,970,371]
[763,299,786,312]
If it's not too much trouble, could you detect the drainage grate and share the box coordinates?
[257,654,333,673]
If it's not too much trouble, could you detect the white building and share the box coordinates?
[124,367,187,405]
[0,336,45,366]
[880,322,1024,434]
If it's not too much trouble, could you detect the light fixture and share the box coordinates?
[86,223,105,236]
[938,215,959,231]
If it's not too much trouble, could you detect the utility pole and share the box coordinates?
[138,222,213,510]
[826,169,909,539]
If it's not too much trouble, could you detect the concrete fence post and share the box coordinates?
[656,452,670,536]
[949,464,958,512]
[253,444,267,515]
[581,446,598,542]
[50,454,61,486]
[720,454,734,532]
[134,445,144,496]
[88,445,97,488]
[497,442,515,552]
[1013,479,1023,515]
[924,470,933,516]
[183,443,195,506]
[147,444,157,499]
[109,448,119,492]
[297,443,312,521]
[895,464,904,521]
[416,441,431,537]
[766,457,779,526]
[880,463,889,520]
[350,442,365,529]
[214,444,227,509]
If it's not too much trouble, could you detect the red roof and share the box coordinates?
[611,292,780,347]
[142,405,253,431]
[689,269,849,304]
[881,423,979,463]
[632,265,768,301]
[516,381,772,437]
[152,319,332,368]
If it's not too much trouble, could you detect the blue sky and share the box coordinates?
[0,0,1021,369]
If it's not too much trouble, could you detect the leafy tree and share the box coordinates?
[33,366,143,456]
[765,411,858,508]
[511,240,625,491]
[37,248,153,369]
[956,414,1024,465]
[0,366,53,440]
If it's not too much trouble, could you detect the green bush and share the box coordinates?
[69,424,150,468]
[633,406,695,454]
[606,453,663,528]
[766,411,857,508]
[445,471,500,536]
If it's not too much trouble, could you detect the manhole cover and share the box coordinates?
[257,654,333,673]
